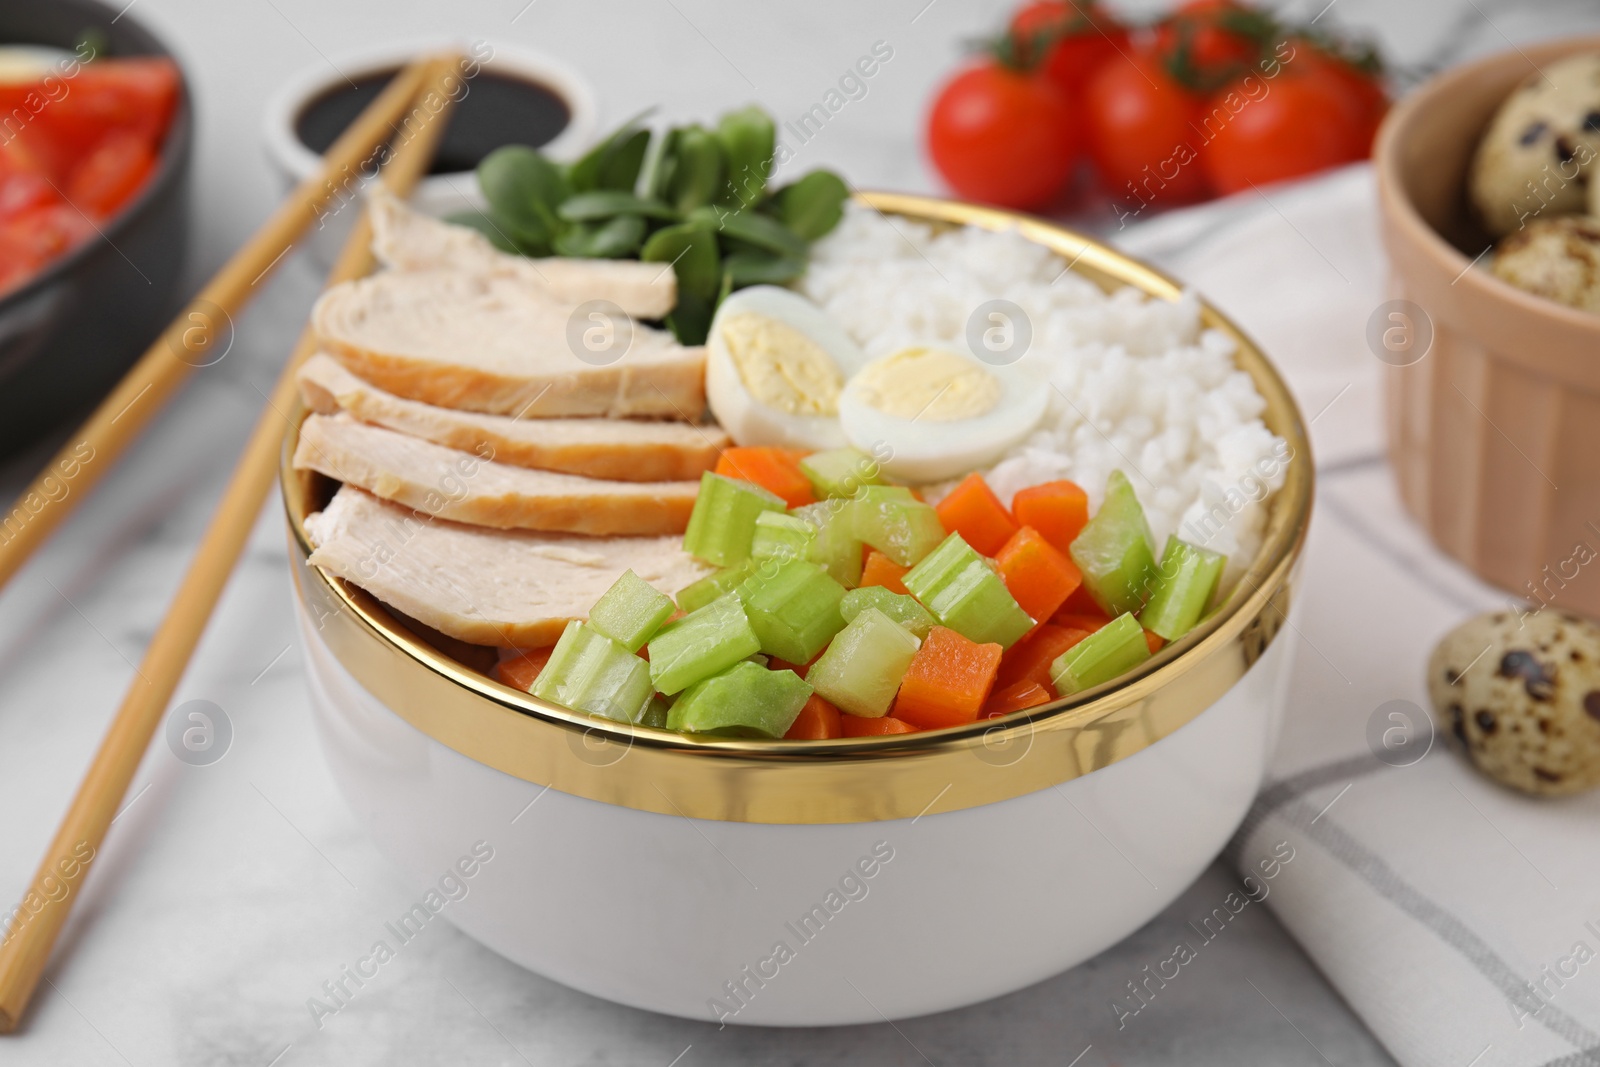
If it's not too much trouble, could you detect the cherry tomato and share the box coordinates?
[0,119,70,192]
[66,131,157,218]
[36,58,179,162]
[0,57,180,178]
[0,93,67,179]
[1008,1,1131,99]
[0,170,57,222]
[1201,68,1366,195]
[1154,0,1271,92]
[0,57,178,294]
[1284,39,1388,154]
[0,203,93,293]
[1009,1,1075,61]
[1083,50,1210,210]
[927,62,1080,210]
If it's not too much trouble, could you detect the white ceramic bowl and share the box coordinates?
[282,194,1312,1026]
[261,39,597,268]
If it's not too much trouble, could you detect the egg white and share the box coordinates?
[704,286,869,451]
[837,349,1049,484]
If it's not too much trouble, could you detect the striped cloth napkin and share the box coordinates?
[1115,165,1600,1067]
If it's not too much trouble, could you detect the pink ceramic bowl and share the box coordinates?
[1376,35,1600,614]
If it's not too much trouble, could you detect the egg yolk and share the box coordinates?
[851,346,1000,421]
[721,313,843,417]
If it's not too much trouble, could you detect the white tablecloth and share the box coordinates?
[1119,165,1600,1067]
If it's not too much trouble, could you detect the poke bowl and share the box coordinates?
[281,188,1311,1026]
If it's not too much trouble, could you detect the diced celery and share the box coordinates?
[667,661,814,738]
[1070,469,1158,617]
[807,607,921,718]
[676,563,752,613]
[736,558,847,663]
[639,694,672,729]
[531,621,654,723]
[751,510,816,563]
[924,560,1034,648]
[902,532,1030,646]
[852,485,945,567]
[1050,613,1151,695]
[901,531,983,604]
[587,569,676,652]
[856,485,912,500]
[793,498,864,587]
[1139,536,1228,641]
[647,592,762,695]
[799,447,885,499]
[682,472,787,567]
[840,586,935,639]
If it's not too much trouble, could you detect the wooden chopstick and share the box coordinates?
[0,52,465,1034]
[0,55,439,594]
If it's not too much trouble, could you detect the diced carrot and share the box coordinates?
[493,647,554,692]
[1052,612,1110,633]
[769,649,823,678]
[841,714,918,736]
[982,680,1054,718]
[784,694,843,739]
[893,626,1004,730]
[996,623,1092,689]
[1044,609,1161,652]
[1012,480,1089,554]
[859,550,911,596]
[640,610,685,663]
[1056,582,1104,618]
[934,472,1019,557]
[715,447,816,507]
[996,526,1083,624]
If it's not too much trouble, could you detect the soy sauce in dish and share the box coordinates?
[294,67,570,175]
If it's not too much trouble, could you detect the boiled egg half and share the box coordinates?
[838,345,1048,483]
[705,286,869,450]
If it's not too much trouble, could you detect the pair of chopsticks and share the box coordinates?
[0,51,465,1032]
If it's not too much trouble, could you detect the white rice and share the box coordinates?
[800,205,1289,581]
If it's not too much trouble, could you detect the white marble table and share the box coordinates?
[2,1,1596,1063]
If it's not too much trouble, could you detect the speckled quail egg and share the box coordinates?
[1493,215,1600,314]
[1427,609,1600,796]
[1469,52,1600,237]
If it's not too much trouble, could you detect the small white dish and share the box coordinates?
[261,38,598,266]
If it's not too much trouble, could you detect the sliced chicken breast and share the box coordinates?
[297,353,726,482]
[293,413,700,536]
[367,188,677,319]
[313,269,706,420]
[304,486,710,648]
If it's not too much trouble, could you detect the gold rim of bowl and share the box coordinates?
[280,191,1315,825]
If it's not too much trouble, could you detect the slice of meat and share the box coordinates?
[293,413,700,536]
[367,188,677,318]
[312,268,706,420]
[297,353,727,482]
[304,486,710,648]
